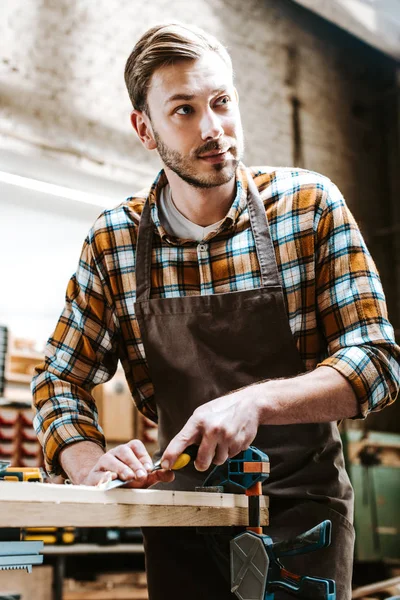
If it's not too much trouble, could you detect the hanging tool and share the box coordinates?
[0,462,46,572]
[101,444,199,491]
[0,541,44,573]
[201,446,336,600]
[22,526,76,545]
[0,461,44,483]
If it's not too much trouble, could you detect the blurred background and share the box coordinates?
[0,1,399,599]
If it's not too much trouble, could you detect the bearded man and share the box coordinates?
[33,23,400,600]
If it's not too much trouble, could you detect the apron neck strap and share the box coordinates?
[135,171,281,302]
[246,173,281,288]
[135,197,154,302]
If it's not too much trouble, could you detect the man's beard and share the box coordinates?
[152,128,244,189]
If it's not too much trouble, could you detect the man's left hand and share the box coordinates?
[161,389,260,472]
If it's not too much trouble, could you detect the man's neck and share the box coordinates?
[164,168,236,227]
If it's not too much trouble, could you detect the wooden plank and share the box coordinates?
[0,482,269,528]
[348,439,400,467]
[64,572,149,600]
[352,576,400,598]
[5,372,32,384]
[0,565,53,600]
[64,589,148,600]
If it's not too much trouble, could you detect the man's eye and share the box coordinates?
[215,96,230,107]
[175,105,193,115]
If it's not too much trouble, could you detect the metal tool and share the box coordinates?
[101,444,199,491]
[0,541,44,573]
[201,446,336,600]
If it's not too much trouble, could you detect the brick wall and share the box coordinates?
[1,0,398,330]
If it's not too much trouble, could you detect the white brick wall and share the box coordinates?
[0,0,398,319]
[0,1,394,192]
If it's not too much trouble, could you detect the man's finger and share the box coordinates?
[211,444,230,467]
[125,469,175,489]
[112,445,147,480]
[123,475,153,489]
[161,422,199,470]
[126,439,154,471]
[84,470,114,487]
[147,469,175,487]
[96,454,135,481]
[194,437,218,472]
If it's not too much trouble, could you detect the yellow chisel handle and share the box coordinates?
[153,444,199,471]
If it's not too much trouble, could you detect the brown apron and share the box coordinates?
[135,173,355,600]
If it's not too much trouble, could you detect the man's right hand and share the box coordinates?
[59,439,175,488]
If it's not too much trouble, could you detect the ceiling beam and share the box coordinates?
[292,0,400,60]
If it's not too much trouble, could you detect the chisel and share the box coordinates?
[101,444,198,491]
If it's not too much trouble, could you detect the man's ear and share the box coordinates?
[130,110,157,150]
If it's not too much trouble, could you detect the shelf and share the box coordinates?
[64,588,148,600]
[5,372,33,384]
[10,350,43,360]
[43,543,144,555]
[0,397,32,407]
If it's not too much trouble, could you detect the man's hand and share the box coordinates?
[160,365,360,473]
[161,390,260,472]
[59,439,174,488]
[161,366,359,474]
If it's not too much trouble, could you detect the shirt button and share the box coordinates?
[198,243,208,252]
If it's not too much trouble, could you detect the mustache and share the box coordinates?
[195,139,234,157]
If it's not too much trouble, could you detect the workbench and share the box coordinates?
[0,481,269,600]
[0,481,269,527]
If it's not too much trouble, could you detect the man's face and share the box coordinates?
[145,52,244,188]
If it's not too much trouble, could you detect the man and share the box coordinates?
[32,23,399,600]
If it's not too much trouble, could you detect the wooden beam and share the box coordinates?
[0,482,269,528]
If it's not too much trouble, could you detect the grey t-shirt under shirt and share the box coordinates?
[158,184,224,242]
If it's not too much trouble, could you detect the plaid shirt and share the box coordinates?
[32,164,400,475]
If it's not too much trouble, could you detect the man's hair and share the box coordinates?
[124,23,233,113]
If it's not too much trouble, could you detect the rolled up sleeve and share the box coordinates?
[315,182,400,417]
[32,232,119,475]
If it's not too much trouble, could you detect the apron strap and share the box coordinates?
[135,197,154,302]
[246,172,281,288]
[135,170,281,302]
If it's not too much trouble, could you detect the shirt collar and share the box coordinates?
[147,162,250,245]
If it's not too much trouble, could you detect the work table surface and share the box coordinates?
[0,481,269,527]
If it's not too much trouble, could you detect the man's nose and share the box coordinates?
[200,109,224,141]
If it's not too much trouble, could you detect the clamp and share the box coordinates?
[202,446,336,600]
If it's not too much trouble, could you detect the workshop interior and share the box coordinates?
[1,1,400,600]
